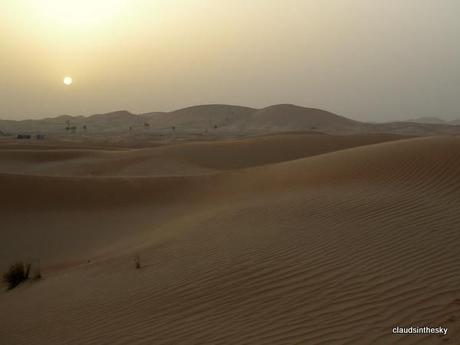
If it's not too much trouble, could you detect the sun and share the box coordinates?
[63,77,73,86]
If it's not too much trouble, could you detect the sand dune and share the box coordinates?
[1,135,459,344]
[2,104,460,136]
[0,133,406,176]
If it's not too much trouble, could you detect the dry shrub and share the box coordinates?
[3,262,30,290]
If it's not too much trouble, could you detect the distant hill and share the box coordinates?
[405,117,447,125]
[141,104,364,134]
[1,104,459,137]
[405,116,460,126]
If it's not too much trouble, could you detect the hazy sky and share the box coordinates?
[1,0,460,121]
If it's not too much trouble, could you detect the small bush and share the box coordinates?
[3,262,30,290]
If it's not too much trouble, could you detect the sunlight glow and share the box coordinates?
[35,0,127,29]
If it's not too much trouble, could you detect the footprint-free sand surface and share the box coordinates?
[1,133,459,344]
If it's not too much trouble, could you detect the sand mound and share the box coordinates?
[1,136,459,344]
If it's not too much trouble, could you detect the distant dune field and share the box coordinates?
[1,134,459,344]
[2,104,460,136]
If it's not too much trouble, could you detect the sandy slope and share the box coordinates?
[0,135,459,344]
[0,133,405,177]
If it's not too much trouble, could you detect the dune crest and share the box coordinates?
[1,135,459,344]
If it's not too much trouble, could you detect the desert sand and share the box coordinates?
[1,126,459,344]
